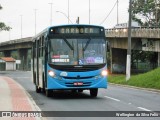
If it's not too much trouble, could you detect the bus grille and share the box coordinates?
[49,64,106,72]
[63,76,94,80]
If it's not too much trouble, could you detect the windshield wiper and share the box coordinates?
[83,37,91,51]
[63,38,74,50]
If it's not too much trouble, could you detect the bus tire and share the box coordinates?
[90,88,98,97]
[36,86,41,93]
[45,89,52,97]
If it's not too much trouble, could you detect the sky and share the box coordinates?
[0,0,129,42]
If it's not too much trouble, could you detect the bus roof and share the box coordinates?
[32,24,105,41]
[47,24,104,29]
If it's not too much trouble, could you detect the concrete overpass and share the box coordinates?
[0,37,32,51]
[106,27,160,73]
[0,37,32,70]
[0,28,160,72]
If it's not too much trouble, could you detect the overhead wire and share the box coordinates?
[99,0,118,25]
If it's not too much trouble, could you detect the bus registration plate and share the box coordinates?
[74,82,83,86]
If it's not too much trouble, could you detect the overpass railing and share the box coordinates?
[105,28,160,38]
[0,37,32,46]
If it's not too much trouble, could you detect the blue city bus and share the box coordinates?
[32,24,108,97]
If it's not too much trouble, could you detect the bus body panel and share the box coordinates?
[46,64,107,90]
[38,58,43,88]
[32,24,108,96]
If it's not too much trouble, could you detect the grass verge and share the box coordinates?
[108,67,160,90]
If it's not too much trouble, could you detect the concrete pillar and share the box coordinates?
[18,49,28,70]
[112,48,127,73]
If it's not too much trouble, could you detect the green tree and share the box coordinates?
[0,4,11,31]
[132,0,160,27]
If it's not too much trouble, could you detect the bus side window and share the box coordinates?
[40,37,43,57]
[41,36,44,56]
[37,39,40,57]
[37,36,45,58]
[36,39,38,58]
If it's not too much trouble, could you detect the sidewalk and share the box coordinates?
[0,76,43,120]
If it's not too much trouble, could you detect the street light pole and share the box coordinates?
[126,0,132,81]
[20,15,23,39]
[117,0,119,24]
[49,3,53,25]
[34,9,37,35]
[56,11,73,24]
[8,22,11,41]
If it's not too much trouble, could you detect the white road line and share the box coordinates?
[104,96,120,102]
[137,107,152,111]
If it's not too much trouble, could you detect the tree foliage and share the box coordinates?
[0,4,2,9]
[132,0,160,27]
[0,4,11,31]
[0,22,11,31]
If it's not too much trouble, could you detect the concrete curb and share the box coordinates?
[0,76,47,120]
[109,83,160,94]
[15,79,48,120]
[11,78,47,120]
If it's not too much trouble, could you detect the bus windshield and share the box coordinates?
[49,37,106,65]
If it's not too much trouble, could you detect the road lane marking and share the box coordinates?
[137,107,151,111]
[104,96,120,102]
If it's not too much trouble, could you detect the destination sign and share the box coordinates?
[49,26,104,34]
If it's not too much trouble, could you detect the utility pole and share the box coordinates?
[89,0,90,24]
[117,0,119,24]
[126,0,132,81]
[8,22,11,40]
[20,15,23,39]
[68,0,70,24]
[34,9,37,35]
[155,0,158,27]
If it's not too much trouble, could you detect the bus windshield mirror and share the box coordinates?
[63,38,74,50]
[83,38,91,51]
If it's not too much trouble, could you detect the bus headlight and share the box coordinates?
[101,70,108,76]
[48,70,55,77]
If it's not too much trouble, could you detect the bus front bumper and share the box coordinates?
[47,76,107,90]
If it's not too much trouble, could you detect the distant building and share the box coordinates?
[114,21,141,28]
[0,57,16,71]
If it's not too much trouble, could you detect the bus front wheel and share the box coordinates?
[36,86,41,93]
[90,88,98,97]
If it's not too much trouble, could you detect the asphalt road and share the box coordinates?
[0,71,160,120]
